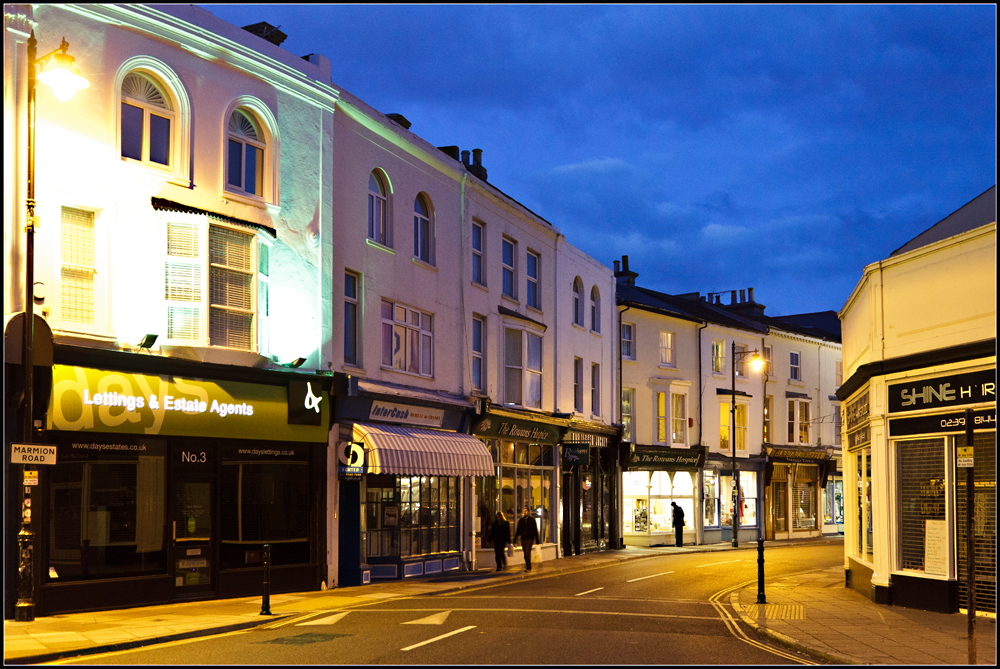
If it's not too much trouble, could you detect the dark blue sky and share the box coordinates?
[201,4,996,317]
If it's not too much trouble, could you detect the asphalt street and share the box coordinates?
[54,543,843,665]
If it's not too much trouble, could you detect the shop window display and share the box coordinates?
[477,439,554,546]
[364,474,459,559]
[623,470,694,537]
[720,471,757,527]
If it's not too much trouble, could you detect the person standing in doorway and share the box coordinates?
[490,511,510,571]
[514,506,540,572]
[671,502,685,547]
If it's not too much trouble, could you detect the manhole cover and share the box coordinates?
[260,633,350,645]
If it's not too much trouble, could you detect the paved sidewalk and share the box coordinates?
[732,565,996,665]
[5,536,993,665]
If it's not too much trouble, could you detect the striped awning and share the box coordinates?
[352,423,494,476]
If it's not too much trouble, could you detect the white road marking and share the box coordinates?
[626,570,675,582]
[695,559,742,568]
[401,625,476,651]
[403,610,451,625]
[574,588,604,596]
[297,611,350,626]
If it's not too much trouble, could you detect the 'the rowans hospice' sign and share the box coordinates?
[47,365,327,442]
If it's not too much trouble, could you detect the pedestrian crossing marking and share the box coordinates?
[403,610,451,625]
[741,604,804,620]
[297,612,350,626]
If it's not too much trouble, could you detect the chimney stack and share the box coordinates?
[461,150,470,166]
[614,255,639,287]
[472,148,482,166]
[748,287,756,303]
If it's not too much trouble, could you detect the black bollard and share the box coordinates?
[260,543,272,615]
[756,538,767,604]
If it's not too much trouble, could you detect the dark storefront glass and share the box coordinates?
[46,441,168,582]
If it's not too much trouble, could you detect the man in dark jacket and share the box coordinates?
[671,502,685,547]
[514,506,540,571]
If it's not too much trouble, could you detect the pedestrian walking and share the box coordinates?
[490,511,511,571]
[671,502,685,547]
[514,506,540,572]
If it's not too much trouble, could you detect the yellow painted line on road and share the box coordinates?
[401,625,476,651]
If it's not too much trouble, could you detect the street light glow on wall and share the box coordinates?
[17,29,89,623]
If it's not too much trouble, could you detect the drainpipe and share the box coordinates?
[617,303,630,550]
[761,334,769,542]
[696,320,708,546]
[458,171,474,571]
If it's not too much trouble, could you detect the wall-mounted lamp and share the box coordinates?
[137,334,158,350]
[284,357,307,369]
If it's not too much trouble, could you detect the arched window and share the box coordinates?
[413,194,432,263]
[120,71,174,167]
[572,278,584,326]
[226,109,266,197]
[368,171,390,246]
[590,286,601,333]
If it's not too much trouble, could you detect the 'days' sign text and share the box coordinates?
[48,365,327,442]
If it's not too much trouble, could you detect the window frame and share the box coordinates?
[790,351,802,382]
[368,170,391,247]
[381,299,433,378]
[734,343,748,377]
[671,392,687,445]
[344,271,360,366]
[501,237,517,299]
[472,314,485,392]
[712,339,726,374]
[119,71,175,170]
[621,322,636,360]
[504,327,542,408]
[622,388,635,443]
[413,194,433,265]
[659,331,675,367]
[526,250,540,310]
[591,362,601,416]
[58,206,99,329]
[763,394,773,444]
[572,278,584,326]
[835,359,843,387]
[471,220,485,285]
[573,357,584,413]
[787,399,811,445]
[720,400,749,452]
[590,287,601,333]
[225,109,266,199]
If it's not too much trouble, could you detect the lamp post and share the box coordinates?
[16,29,89,623]
[730,342,763,548]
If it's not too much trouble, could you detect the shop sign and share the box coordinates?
[562,443,590,468]
[368,401,443,428]
[338,440,364,479]
[627,446,703,470]
[889,408,996,437]
[888,369,996,414]
[565,431,610,449]
[766,446,829,463]
[48,365,328,442]
[844,391,869,431]
[472,415,563,444]
[11,443,57,465]
[288,381,324,426]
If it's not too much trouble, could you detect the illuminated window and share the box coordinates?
[368,171,390,246]
[720,401,748,451]
[835,359,843,387]
[671,393,686,444]
[735,343,748,377]
[381,299,432,377]
[622,388,635,442]
[712,339,725,374]
[413,195,432,264]
[763,395,773,443]
[656,392,667,444]
[660,331,675,366]
[120,72,174,167]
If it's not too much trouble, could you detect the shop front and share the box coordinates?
[703,453,764,544]
[335,385,492,585]
[471,407,567,568]
[763,446,831,540]
[563,424,622,554]
[622,446,704,547]
[25,360,329,615]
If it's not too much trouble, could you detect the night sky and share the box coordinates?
[201,4,996,317]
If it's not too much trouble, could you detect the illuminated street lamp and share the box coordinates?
[16,30,89,623]
[730,342,763,548]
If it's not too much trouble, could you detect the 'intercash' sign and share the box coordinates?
[48,365,327,442]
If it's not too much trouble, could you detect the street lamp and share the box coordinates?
[16,30,89,623]
[730,342,763,548]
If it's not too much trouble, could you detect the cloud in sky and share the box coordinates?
[202,4,995,315]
